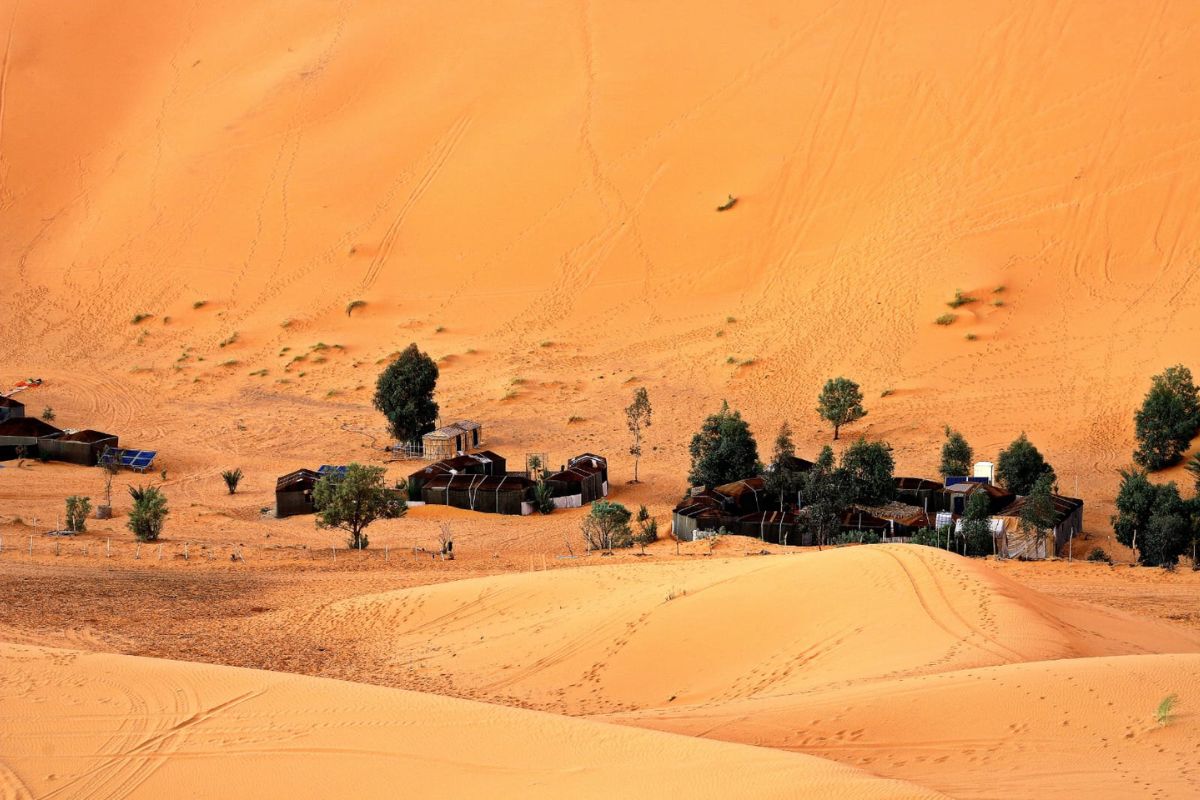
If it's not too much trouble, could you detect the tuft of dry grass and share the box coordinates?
[935,313,957,326]
[880,388,894,398]
[346,299,366,317]
[219,332,239,348]
[192,300,208,310]
[131,313,151,324]
[947,289,976,309]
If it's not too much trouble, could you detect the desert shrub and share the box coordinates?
[532,480,555,515]
[935,314,956,325]
[1156,694,1178,727]
[582,500,633,551]
[65,496,91,533]
[947,290,976,308]
[1087,547,1113,564]
[346,299,366,316]
[131,313,151,324]
[221,468,243,495]
[127,485,168,542]
[911,527,951,550]
[41,406,55,422]
[833,530,881,546]
[634,506,658,553]
[193,300,208,309]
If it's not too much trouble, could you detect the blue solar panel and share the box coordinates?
[318,465,348,480]
[99,448,156,471]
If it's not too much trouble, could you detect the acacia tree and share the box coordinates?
[816,377,866,440]
[841,438,895,506]
[626,387,652,483]
[940,427,973,477]
[687,401,762,489]
[313,463,406,549]
[373,343,439,443]
[996,433,1056,495]
[1134,365,1200,470]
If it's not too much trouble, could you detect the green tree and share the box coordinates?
[127,485,168,542]
[373,343,439,443]
[1112,468,1159,551]
[625,387,652,483]
[940,427,973,477]
[816,377,866,440]
[687,401,762,489]
[1018,474,1057,556]
[1143,510,1190,568]
[64,496,91,533]
[765,422,804,510]
[841,439,895,506]
[1134,365,1200,470]
[634,505,658,554]
[959,489,993,557]
[582,500,633,552]
[802,446,853,549]
[995,433,1056,495]
[313,463,406,549]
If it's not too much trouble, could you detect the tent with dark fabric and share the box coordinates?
[0,396,24,424]
[545,454,608,508]
[420,473,533,515]
[407,451,506,496]
[713,477,768,513]
[733,510,808,545]
[275,469,321,518]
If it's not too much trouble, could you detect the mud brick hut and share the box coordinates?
[545,454,609,508]
[0,397,24,424]
[39,429,119,466]
[421,420,483,461]
[0,417,62,460]
[275,468,321,518]
[407,451,506,497]
[419,473,533,515]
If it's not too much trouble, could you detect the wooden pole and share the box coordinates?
[29,535,33,556]
[135,543,141,559]
[107,538,111,558]
[184,542,189,561]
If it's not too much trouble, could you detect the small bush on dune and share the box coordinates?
[947,289,976,308]
[131,313,151,324]
[193,300,208,309]
[1156,694,1178,727]
[1086,547,1113,564]
[222,468,243,495]
[127,485,168,542]
[346,299,366,316]
[65,496,91,533]
[935,314,957,326]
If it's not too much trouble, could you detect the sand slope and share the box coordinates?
[611,654,1200,799]
[281,545,1200,712]
[3,1,1200,536]
[0,643,941,800]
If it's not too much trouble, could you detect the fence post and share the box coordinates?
[385,545,389,562]
[184,542,189,561]
[332,546,336,562]
[158,544,163,561]
[29,535,33,556]
[107,538,111,558]
[55,540,60,557]
[135,543,141,559]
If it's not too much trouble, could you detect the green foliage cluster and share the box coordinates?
[313,463,406,549]
[841,439,895,506]
[221,468,243,495]
[1111,467,1198,567]
[687,401,762,489]
[373,343,439,443]
[995,433,1056,495]
[1134,365,1200,470]
[940,427,973,477]
[65,496,91,533]
[816,377,866,440]
[127,485,168,542]
[582,500,633,551]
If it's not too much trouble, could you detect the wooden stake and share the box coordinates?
[29,535,33,556]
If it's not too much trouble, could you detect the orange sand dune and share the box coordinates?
[278,545,1200,713]
[3,0,1200,533]
[612,654,1200,799]
[0,643,942,800]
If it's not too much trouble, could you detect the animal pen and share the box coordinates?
[38,429,119,466]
